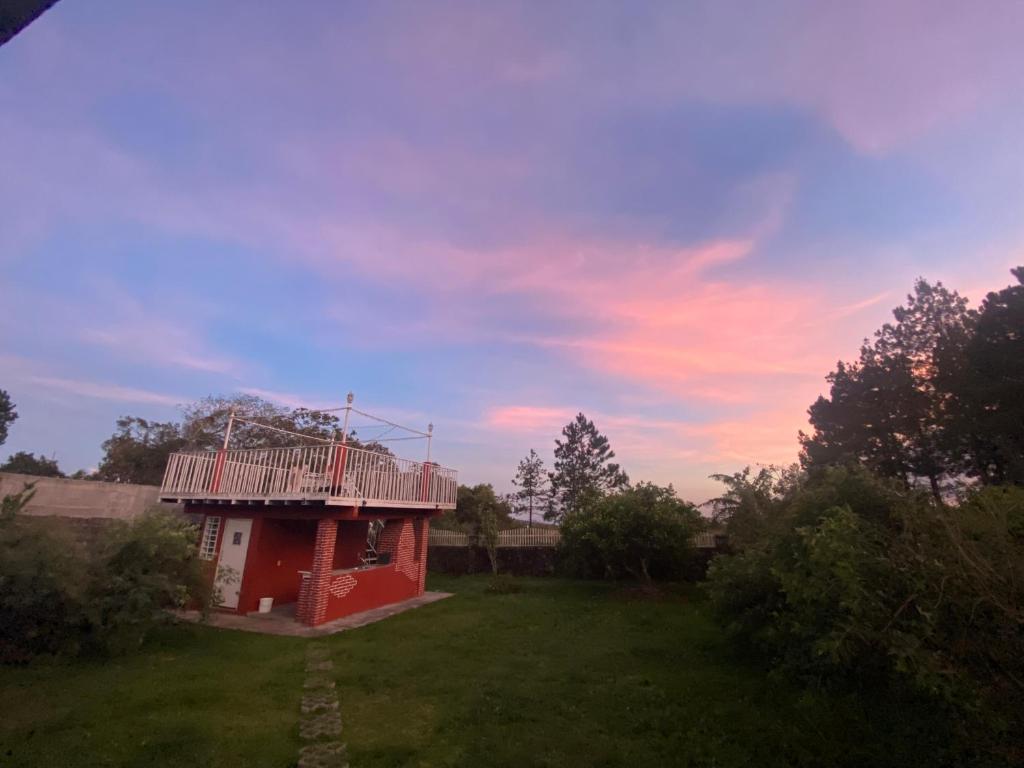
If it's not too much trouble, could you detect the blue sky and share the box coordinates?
[2,1,1022,501]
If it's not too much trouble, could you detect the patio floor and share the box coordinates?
[175,591,453,637]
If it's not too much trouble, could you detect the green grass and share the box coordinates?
[0,575,946,767]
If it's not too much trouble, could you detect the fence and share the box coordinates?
[430,528,721,549]
[429,528,561,547]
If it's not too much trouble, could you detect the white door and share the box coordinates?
[215,518,252,609]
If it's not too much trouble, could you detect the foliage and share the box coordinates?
[705,464,801,549]
[0,388,16,447]
[180,394,341,451]
[453,484,512,574]
[94,394,392,486]
[945,266,1024,484]
[0,492,209,662]
[559,483,702,581]
[83,510,211,654]
[705,468,1024,763]
[0,483,87,662]
[511,448,551,527]
[548,412,628,521]
[800,279,972,499]
[0,450,64,477]
[95,416,189,485]
[801,267,1024,496]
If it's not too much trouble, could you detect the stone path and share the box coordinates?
[297,642,349,768]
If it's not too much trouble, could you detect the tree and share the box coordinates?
[180,394,341,450]
[947,266,1024,485]
[707,465,802,550]
[0,389,16,448]
[559,483,702,581]
[801,279,972,501]
[512,449,550,527]
[95,417,187,485]
[454,484,513,574]
[548,413,628,521]
[0,451,63,477]
[94,394,376,486]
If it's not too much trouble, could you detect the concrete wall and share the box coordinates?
[0,472,181,519]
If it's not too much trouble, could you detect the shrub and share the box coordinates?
[0,484,89,662]
[82,510,210,654]
[705,469,1024,763]
[559,483,702,581]
[0,487,209,662]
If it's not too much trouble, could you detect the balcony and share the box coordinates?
[159,442,457,509]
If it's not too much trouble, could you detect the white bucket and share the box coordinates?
[258,597,274,614]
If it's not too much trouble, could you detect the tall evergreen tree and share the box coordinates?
[512,449,550,528]
[948,266,1024,484]
[801,279,972,500]
[548,413,628,520]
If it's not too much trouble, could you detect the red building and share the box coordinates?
[159,400,457,626]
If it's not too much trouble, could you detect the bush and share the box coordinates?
[81,511,211,654]
[0,487,209,662]
[559,483,702,581]
[705,468,1024,763]
[0,485,89,662]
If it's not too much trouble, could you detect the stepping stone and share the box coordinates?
[299,710,343,740]
[301,692,340,714]
[304,674,336,690]
[306,660,334,673]
[298,741,348,768]
[306,644,330,660]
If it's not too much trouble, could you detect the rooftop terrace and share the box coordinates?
[159,398,457,509]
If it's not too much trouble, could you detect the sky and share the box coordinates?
[2,1,1023,503]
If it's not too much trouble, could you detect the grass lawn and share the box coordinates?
[0,574,941,767]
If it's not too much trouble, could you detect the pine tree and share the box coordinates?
[548,413,628,521]
[512,449,550,528]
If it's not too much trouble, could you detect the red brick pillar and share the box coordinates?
[414,517,429,595]
[297,517,338,626]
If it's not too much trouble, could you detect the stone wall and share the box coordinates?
[0,472,181,519]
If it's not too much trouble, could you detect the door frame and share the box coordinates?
[214,517,253,609]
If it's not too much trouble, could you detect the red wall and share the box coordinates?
[236,517,317,614]
[315,517,430,623]
[186,504,432,620]
[321,562,421,618]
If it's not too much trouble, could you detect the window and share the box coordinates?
[200,516,221,560]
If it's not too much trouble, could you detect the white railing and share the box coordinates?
[428,528,562,547]
[693,532,719,549]
[429,529,470,546]
[428,528,722,549]
[161,443,457,508]
[496,528,561,547]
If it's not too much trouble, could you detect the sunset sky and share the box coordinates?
[2,1,1023,502]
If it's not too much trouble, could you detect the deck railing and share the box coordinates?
[161,443,457,508]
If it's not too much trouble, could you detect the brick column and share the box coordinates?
[297,517,338,626]
[414,517,429,595]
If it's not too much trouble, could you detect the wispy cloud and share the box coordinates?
[28,376,184,406]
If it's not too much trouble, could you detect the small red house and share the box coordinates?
[159,401,457,627]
